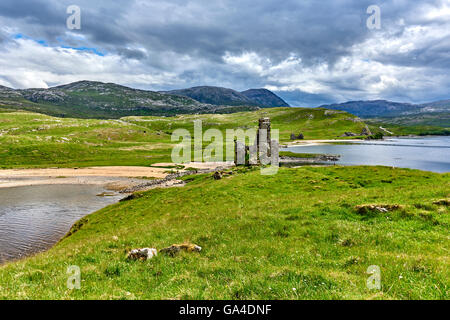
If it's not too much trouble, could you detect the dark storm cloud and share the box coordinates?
[0,0,380,65]
[0,0,61,23]
[0,1,437,64]
[118,0,375,66]
[0,0,449,103]
[117,48,147,60]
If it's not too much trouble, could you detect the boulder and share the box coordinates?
[127,248,158,261]
[160,243,202,256]
[290,133,304,140]
[354,204,404,215]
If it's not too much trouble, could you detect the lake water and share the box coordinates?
[284,136,450,173]
[0,184,122,264]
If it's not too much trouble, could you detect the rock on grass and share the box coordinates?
[354,204,405,215]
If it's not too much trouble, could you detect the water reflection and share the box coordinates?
[0,184,122,264]
[285,136,450,173]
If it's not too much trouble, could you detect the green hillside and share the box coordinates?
[0,81,257,119]
[0,166,448,299]
[124,108,368,141]
[0,107,367,169]
[366,114,450,136]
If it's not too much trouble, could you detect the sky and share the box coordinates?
[0,0,449,106]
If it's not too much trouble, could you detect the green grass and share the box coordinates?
[0,108,366,169]
[124,107,368,141]
[1,107,448,300]
[366,116,450,137]
[279,151,322,158]
[0,110,173,168]
[0,166,448,300]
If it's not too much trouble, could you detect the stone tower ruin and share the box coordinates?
[234,117,275,166]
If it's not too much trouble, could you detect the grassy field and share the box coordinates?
[0,166,448,299]
[0,107,367,168]
[0,107,448,300]
[123,107,366,141]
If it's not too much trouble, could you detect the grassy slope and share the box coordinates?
[124,108,366,141]
[1,86,258,119]
[368,123,450,137]
[366,114,450,136]
[1,107,448,300]
[0,166,448,299]
[0,98,84,119]
[0,107,366,168]
[0,111,173,168]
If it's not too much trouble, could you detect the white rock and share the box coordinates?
[127,248,158,261]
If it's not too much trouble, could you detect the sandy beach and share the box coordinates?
[283,139,363,147]
[0,162,234,190]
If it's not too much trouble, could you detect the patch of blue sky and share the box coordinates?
[13,33,105,56]
[60,45,105,56]
[14,33,49,46]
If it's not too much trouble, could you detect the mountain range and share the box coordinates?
[163,86,290,108]
[0,81,289,119]
[1,80,448,125]
[319,99,450,118]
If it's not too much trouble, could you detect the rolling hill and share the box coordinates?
[0,81,258,119]
[0,107,368,168]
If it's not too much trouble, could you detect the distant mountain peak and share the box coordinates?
[165,85,290,108]
[52,80,131,91]
[164,86,254,107]
[242,88,271,93]
[0,84,13,91]
[241,88,290,108]
[320,99,449,117]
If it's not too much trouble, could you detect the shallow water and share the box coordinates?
[284,136,450,173]
[0,184,122,264]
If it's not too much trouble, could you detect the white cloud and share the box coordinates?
[0,0,449,104]
[423,1,450,20]
[221,7,450,104]
[0,38,180,89]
